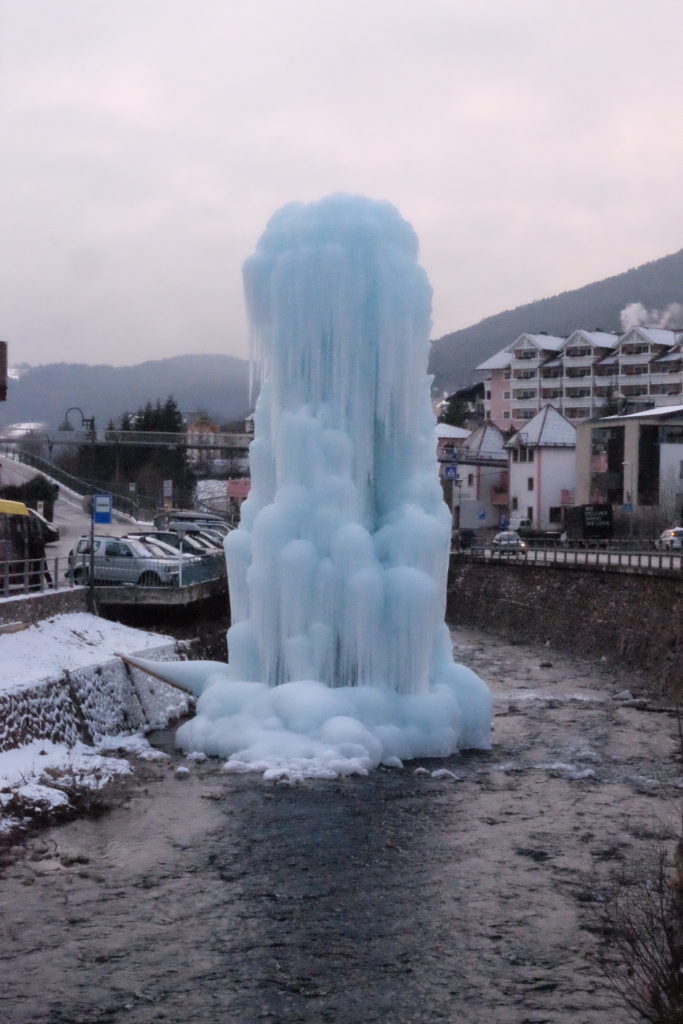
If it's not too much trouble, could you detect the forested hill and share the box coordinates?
[428,247,683,394]
[1,353,250,429]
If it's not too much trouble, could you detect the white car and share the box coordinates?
[655,527,683,551]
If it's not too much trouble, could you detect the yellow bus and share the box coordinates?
[0,499,31,591]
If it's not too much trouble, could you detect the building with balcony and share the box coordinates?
[478,327,683,429]
[477,333,566,429]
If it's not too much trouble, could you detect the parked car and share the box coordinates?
[28,507,59,544]
[655,527,683,551]
[130,535,202,564]
[156,509,232,536]
[491,530,527,553]
[66,536,182,586]
[192,529,225,550]
[126,530,215,557]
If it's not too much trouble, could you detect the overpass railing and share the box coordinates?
[0,447,152,520]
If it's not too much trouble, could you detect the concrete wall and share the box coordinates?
[0,587,87,627]
[447,556,683,699]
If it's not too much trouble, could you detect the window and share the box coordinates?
[549,506,562,523]
[512,449,518,462]
[527,477,534,491]
[511,497,518,510]
[528,449,534,462]
[679,460,683,481]
[467,473,474,486]
[503,411,510,419]
[527,507,533,522]
[504,391,510,399]
[519,448,527,462]
[486,390,491,400]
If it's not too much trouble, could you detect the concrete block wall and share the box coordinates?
[0,647,190,754]
[447,557,683,700]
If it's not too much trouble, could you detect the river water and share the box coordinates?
[1,628,680,1024]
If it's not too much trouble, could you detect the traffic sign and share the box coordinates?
[93,493,112,525]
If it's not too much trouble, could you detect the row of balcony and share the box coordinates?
[511,366,682,383]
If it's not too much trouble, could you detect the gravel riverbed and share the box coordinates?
[1,627,680,1024]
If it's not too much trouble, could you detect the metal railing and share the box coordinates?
[461,540,683,574]
[0,447,148,520]
[0,555,67,597]
[0,551,226,598]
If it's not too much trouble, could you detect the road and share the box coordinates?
[0,455,145,570]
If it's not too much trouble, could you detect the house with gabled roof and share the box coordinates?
[505,405,576,529]
[452,420,509,531]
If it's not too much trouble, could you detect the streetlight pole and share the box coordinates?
[622,460,634,539]
[65,407,96,612]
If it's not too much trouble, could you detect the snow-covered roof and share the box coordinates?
[475,349,513,371]
[516,333,566,351]
[652,352,683,364]
[601,404,683,421]
[564,329,618,350]
[506,404,575,447]
[620,327,680,348]
[460,421,507,460]
[434,423,470,439]
[476,333,565,373]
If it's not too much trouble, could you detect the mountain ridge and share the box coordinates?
[0,352,250,429]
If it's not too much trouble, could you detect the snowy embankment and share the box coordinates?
[0,613,190,840]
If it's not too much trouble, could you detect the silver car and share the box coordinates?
[67,536,181,586]
[491,530,527,553]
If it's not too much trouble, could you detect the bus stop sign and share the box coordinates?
[93,493,112,525]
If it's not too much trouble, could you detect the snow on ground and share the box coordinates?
[0,612,175,695]
[0,613,182,839]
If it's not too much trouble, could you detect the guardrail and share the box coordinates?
[0,556,63,597]
[461,542,683,574]
[0,447,149,520]
[0,552,226,599]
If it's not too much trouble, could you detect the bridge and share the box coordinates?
[0,426,252,454]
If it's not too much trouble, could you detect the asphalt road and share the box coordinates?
[0,454,145,572]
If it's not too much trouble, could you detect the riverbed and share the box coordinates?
[1,627,680,1024]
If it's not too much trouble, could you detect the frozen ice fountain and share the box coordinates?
[128,195,492,779]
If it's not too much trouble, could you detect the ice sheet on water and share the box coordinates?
[177,194,492,776]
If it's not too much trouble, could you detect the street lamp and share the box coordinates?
[65,407,96,612]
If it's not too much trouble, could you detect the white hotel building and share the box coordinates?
[477,327,683,431]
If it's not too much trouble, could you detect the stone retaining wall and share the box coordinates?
[447,556,683,700]
[0,647,190,754]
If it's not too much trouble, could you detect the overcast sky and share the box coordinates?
[2,0,683,368]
